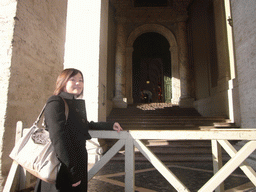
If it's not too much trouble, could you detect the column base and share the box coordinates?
[179,97,195,108]
[127,96,133,105]
[113,96,128,108]
[171,98,179,105]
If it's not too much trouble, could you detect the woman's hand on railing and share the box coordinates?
[113,122,123,133]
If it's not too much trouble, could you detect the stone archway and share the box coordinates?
[125,24,180,104]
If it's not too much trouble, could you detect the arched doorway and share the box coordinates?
[126,24,179,105]
[132,32,171,103]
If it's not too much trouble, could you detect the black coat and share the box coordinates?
[34,92,114,192]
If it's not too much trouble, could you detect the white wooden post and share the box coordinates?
[125,135,135,192]
[211,140,224,192]
[3,121,29,192]
[3,161,19,192]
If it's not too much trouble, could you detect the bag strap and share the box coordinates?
[34,104,46,125]
[34,97,69,126]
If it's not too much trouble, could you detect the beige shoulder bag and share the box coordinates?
[9,98,68,184]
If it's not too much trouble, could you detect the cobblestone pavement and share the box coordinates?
[88,161,256,192]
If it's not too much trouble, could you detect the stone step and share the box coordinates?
[111,144,230,162]
[108,117,227,121]
[141,146,212,154]
[109,105,202,116]
[108,114,225,117]
[111,153,230,162]
[117,125,199,130]
[112,120,227,125]
[108,118,230,130]
[107,104,233,162]
[109,111,202,117]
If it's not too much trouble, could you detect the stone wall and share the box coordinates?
[0,1,18,189]
[107,2,117,116]
[231,0,256,128]
[98,0,109,121]
[189,0,230,117]
[0,0,67,188]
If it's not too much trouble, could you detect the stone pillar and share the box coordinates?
[169,46,180,105]
[178,21,194,107]
[64,0,105,121]
[125,46,134,104]
[214,0,230,86]
[113,18,127,108]
[64,0,108,163]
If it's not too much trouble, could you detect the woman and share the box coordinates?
[35,68,123,192]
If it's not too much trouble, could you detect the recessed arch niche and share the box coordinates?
[125,24,180,104]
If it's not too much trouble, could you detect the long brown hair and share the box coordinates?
[53,68,84,96]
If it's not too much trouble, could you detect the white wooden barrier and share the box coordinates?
[88,129,256,192]
[4,128,256,191]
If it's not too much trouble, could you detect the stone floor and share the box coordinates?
[3,161,256,191]
[88,161,256,192]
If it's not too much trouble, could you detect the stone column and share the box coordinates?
[64,0,103,121]
[169,46,180,105]
[178,21,194,107]
[125,46,134,104]
[64,0,108,164]
[113,18,128,108]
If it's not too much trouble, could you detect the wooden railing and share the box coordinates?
[88,129,256,192]
[4,126,256,192]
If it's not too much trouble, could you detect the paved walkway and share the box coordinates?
[88,161,256,192]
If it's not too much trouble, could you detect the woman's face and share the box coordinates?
[64,73,84,96]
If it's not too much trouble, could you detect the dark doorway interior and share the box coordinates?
[132,32,171,103]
